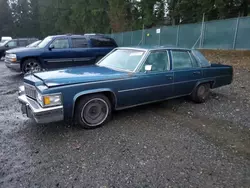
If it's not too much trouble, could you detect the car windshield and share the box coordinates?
[98,49,145,72]
[37,37,53,48]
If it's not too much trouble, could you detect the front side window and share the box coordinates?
[140,51,169,72]
[72,38,88,48]
[172,51,194,70]
[7,40,17,47]
[98,49,145,72]
[51,38,69,49]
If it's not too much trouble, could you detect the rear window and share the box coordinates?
[91,38,117,47]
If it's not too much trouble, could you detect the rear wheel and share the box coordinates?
[75,94,112,129]
[191,83,210,103]
[22,58,41,73]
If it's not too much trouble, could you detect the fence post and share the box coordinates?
[121,32,124,46]
[158,27,161,46]
[131,31,133,46]
[233,16,240,49]
[176,25,180,47]
[199,13,205,48]
[142,24,145,45]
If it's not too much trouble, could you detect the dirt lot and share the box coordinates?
[0,50,250,188]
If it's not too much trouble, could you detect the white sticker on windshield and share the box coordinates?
[130,52,143,56]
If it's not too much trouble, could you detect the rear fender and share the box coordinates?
[191,79,215,94]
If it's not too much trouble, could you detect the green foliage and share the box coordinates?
[0,0,249,38]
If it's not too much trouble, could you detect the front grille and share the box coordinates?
[24,84,36,99]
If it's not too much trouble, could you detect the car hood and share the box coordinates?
[6,47,40,54]
[33,65,130,87]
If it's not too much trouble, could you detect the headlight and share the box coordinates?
[36,92,62,107]
[36,92,43,106]
[6,54,17,62]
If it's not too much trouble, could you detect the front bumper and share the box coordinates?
[18,87,64,124]
[5,59,21,72]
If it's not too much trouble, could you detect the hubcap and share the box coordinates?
[24,61,41,73]
[81,98,109,127]
[197,85,206,96]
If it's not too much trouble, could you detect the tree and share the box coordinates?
[0,0,14,36]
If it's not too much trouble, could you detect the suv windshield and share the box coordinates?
[37,37,53,48]
[98,49,145,72]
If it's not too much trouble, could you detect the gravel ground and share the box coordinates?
[0,50,250,188]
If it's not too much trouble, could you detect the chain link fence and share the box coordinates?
[109,16,250,50]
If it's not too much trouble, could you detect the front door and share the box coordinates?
[42,38,73,69]
[117,50,174,107]
[171,50,203,96]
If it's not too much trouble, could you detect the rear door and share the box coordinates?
[42,37,73,69]
[171,50,202,96]
[71,37,94,66]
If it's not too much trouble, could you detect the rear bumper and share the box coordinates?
[18,87,64,124]
[5,59,21,72]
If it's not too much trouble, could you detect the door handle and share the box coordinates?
[193,71,201,75]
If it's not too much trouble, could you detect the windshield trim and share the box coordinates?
[97,48,148,73]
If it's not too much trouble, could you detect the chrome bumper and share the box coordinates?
[18,87,64,124]
[5,59,21,72]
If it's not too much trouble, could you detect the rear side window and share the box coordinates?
[72,38,88,48]
[18,40,27,47]
[172,51,194,70]
[91,38,117,47]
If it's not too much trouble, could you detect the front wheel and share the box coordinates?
[75,94,112,129]
[22,58,42,73]
[191,83,210,103]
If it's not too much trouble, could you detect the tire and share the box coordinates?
[22,58,42,73]
[75,94,112,129]
[191,83,210,103]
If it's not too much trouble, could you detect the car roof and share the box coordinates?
[117,45,191,51]
[50,34,112,39]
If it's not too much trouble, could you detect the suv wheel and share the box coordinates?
[22,58,41,73]
[75,94,112,129]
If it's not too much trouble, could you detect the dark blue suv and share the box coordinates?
[5,34,117,73]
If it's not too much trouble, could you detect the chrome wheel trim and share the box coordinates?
[24,61,41,73]
[80,98,109,127]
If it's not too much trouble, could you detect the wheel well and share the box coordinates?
[20,57,40,69]
[197,81,214,89]
[208,81,215,88]
[73,91,117,116]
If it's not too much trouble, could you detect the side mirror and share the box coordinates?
[49,44,54,50]
[145,65,152,72]
[5,44,9,48]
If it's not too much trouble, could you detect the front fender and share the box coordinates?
[72,88,117,117]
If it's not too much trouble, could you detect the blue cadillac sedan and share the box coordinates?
[18,46,233,129]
